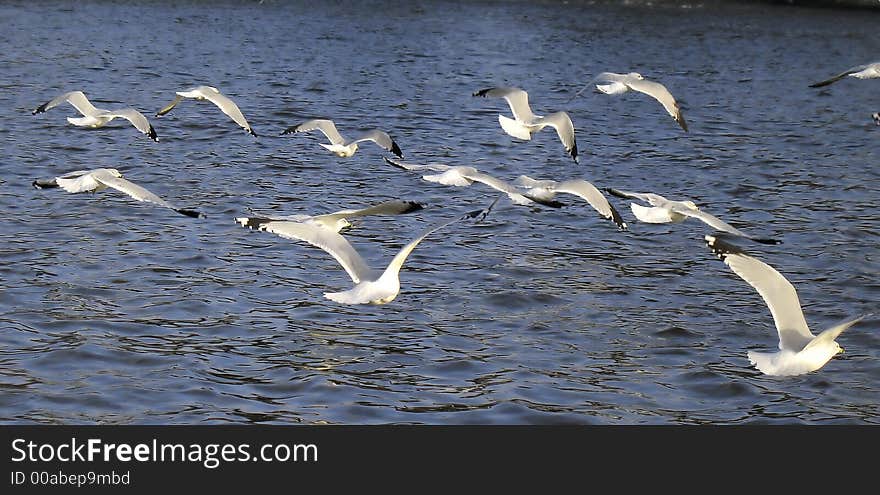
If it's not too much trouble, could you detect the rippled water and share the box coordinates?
[1,0,877,424]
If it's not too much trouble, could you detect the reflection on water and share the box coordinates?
[0,0,877,424]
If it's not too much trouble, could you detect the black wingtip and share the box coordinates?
[570,142,579,163]
[873,112,880,125]
[235,216,272,229]
[609,205,627,231]
[402,201,425,214]
[33,178,58,189]
[705,234,748,260]
[752,237,782,245]
[472,88,491,98]
[280,125,300,135]
[176,209,206,219]
[32,104,47,115]
[148,125,159,142]
[248,127,258,137]
[383,156,404,169]
[605,187,629,200]
[390,141,403,159]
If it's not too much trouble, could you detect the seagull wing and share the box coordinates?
[283,119,345,144]
[320,200,424,221]
[257,221,374,284]
[473,87,535,122]
[466,170,534,205]
[554,180,627,229]
[809,64,869,88]
[156,95,183,117]
[383,157,450,172]
[605,188,659,205]
[53,170,102,193]
[33,91,99,116]
[674,207,780,244]
[535,111,579,163]
[92,170,203,218]
[105,108,158,142]
[804,314,872,352]
[201,90,255,135]
[352,129,403,157]
[705,235,814,352]
[624,78,688,132]
[380,202,493,280]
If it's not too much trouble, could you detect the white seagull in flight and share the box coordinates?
[32,91,158,142]
[384,157,563,208]
[282,119,403,158]
[473,87,579,163]
[574,72,688,132]
[705,234,872,376]
[240,202,496,305]
[607,188,779,244]
[236,199,424,233]
[156,85,257,136]
[33,168,204,218]
[515,175,626,230]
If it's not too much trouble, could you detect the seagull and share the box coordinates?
[281,119,402,158]
[384,157,563,208]
[240,202,496,305]
[32,168,205,218]
[872,112,880,126]
[472,87,579,163]
[235,199,424,233]
[809,61,880,88]
[606,188,779,244]
[156,85,256,136]
[574,72,688,132]
[705,234,872,376]
[32,91,158,142]
[515,175,626,230]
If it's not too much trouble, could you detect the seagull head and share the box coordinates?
[682,200,699,210]
[107,168,123,178]
[628,72,645,80]
[335,218,353,232]
[837,344,844,355]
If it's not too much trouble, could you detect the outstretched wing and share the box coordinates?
[383,157,451,172]
[705,235,814,352]
[282,119,344,144]
[156,95,183,117]
[106,108,158,142]
[352,129,403,157]
[317,200,424,225]
[554,180,626,230]
[624,78,688,132]
[674,206,780,244]
[254,221,374,284]
[605,188,661,205]
[809,64,869,88]
[473,87,535,122]
[92,170,203,218]
[33,91,99,116]
[536,111,578,163]
[202,90,256,135]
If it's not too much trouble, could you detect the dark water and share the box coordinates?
[1,0,877,424]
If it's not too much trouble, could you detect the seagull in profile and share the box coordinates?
[156,85,256,136]
[606,188,779,244]
[705,234,872,376]
[241,201,496,305]
[282,119,402,158]
[473,87,578,163]
[235,199,425,233]
[384,157,563,208]
[573,72,688,132]
[809,61,880,88]
[515,175,626,230]
[32,168,205,218]
[32,91,158,142]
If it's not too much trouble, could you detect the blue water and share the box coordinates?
[0,0,877,424]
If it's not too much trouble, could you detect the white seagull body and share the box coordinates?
[282,119,402,158]
[706,235,871,376]
[809,61,880,87]
[607,188,778,244]
[473,87,579,163]
[515,175,626,230]
[157,85,256,136]
[384,157,562,208]
[575,72,688,132]
[32,168,204,218]
[235,199,424,233]
[32,91,158,141]
[241,204,494,305]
